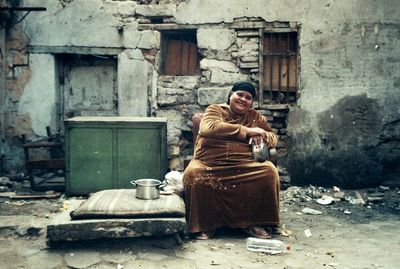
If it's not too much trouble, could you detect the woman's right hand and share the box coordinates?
[246,127,277,147]
[246,127,267,140]
[246,127,267,146]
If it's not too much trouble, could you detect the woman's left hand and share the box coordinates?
[265,132,277,148]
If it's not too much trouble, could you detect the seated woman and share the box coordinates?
[183,81,280,240]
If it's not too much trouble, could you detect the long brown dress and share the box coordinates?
[183,103,280,233]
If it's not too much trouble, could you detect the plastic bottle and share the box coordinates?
[246,237,290,255]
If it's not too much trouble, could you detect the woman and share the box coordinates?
[183,81,280,240]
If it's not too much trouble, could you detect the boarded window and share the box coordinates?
[162,31,200,76]
[263,32,298,104]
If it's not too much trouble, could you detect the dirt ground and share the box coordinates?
[0,184,399,269]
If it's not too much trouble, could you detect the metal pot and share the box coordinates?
[252,142,270,162]
[130,179,166,200]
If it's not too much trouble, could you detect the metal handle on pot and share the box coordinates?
[130,180,137,188]
[158,182,167,190]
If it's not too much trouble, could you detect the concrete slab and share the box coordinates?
[47,200,186,243]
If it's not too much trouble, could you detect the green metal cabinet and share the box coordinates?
[65,117,168,196]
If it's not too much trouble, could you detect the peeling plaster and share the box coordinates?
[18,54,57,137]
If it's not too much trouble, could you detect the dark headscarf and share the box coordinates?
[227,81,256,104]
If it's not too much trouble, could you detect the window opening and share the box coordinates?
[162,31,200,76]
[262,32,298,104]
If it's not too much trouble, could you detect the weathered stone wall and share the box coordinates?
[0,0,398,188]
[0,4,6,174]
[1,1,34,172]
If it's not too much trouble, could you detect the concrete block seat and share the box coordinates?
[47,189,186,245]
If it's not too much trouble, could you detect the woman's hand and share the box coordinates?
[246,127,277,147]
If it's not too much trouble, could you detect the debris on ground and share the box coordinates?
[304,229,312,237]
[301,207,323,215]
[282,185,325,202]
[316,195,335,205]
[0,191,61,199]
[0,180,399,268]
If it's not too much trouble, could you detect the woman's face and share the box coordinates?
[229,90,253,115]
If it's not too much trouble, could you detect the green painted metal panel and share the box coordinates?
[67,128,113,194]
[65,117,167,196]
[117,128,162,188]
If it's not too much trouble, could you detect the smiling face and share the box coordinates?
[229,90,253,115]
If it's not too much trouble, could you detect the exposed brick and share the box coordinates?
[8,50,29,66]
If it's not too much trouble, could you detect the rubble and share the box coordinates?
[282,185,325,202]
[281,184,400,216]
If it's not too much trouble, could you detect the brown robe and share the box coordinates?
[183,104,280,233]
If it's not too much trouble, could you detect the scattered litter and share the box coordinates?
[346,191,365,205]
[279,228,293,237]
[302,207,323,215]
[333,191,345,200]
[210,260,221,265]
[379,186,390,191]
[369,192,385,197]
[209,245,218,251]
[326,251,335,257]
[246,237,290,255]
[0,186,10,192]
[316,195,334,205]
[5,200,26,206]
[343,209,351,214]
[304,229,312,237]
[0,177,12,188]
[332,186,340,192]
[117,264,123,269]
[367,197,383,202]
[224,243,234,250]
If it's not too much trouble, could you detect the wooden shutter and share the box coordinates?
[163,32,199,76]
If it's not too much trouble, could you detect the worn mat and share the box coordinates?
[70,189,185,220]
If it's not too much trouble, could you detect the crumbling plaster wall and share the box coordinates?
[1,0,398,188]
[164,0,399,186]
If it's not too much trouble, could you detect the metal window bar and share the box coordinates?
[263,32,297,104]
[186,35,190,75]
[269,34,273,101]
[286,33,290,100]
[278,33,282,103]
[192,35,198,75]
[179,34,183,75]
